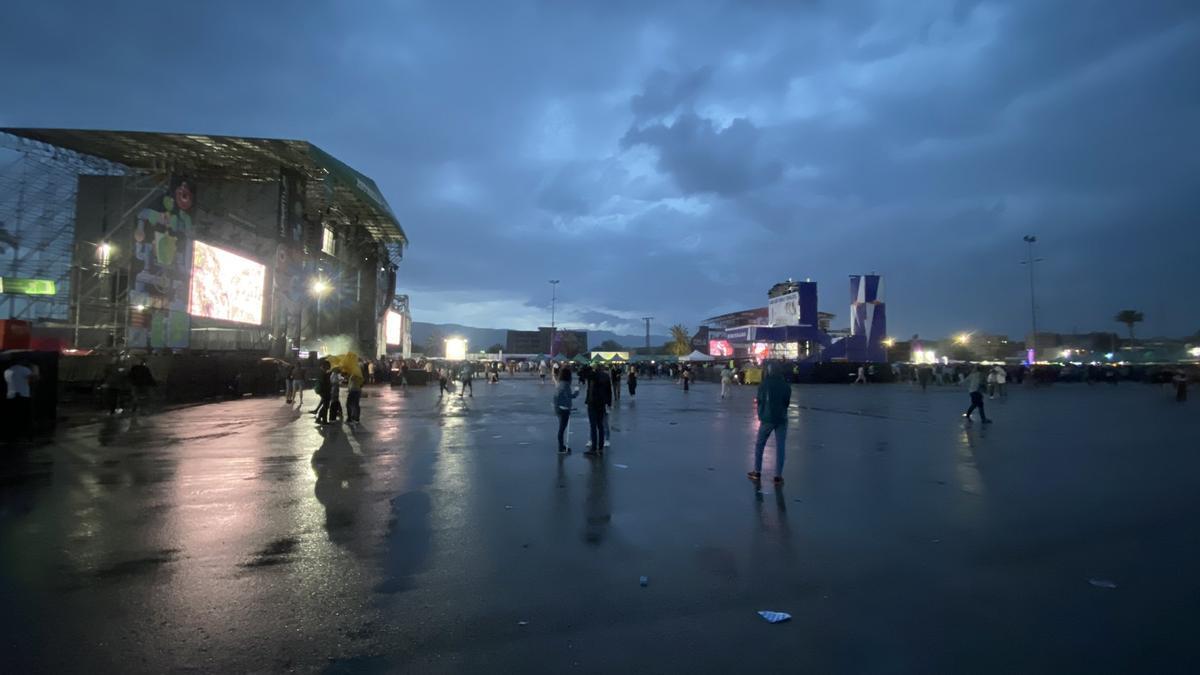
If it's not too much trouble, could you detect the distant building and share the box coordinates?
[1027,332,1120,353]
[505,327,587,355]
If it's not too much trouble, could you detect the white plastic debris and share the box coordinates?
[614,463,629,469]
[1088,578,1117,589]
[757,611,792,624]
[517,620,529,626]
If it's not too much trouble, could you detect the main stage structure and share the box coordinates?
[0,129,409,358]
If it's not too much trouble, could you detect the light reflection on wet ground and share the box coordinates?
[1,378,1198,672]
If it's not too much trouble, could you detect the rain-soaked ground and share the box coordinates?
[2,377,1198,673]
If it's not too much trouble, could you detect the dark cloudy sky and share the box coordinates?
[3,0,1198,339]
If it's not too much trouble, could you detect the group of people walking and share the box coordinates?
[286,358,364,426]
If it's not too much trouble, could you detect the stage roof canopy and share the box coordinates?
[1,128,407,254]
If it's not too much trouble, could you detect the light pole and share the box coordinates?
[548,280,559,356]
[1021,235,1044,362]
[642,316,653,350]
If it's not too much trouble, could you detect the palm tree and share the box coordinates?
[1114,310,1144,341]
[668,324,691,356]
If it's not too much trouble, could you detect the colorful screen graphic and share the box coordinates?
[709,339,733,357]
[188,241,266,324]
[751,342,770,364]
[385,310,403,345]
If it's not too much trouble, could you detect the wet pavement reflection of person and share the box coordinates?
[582,459,611,545]
[311,425,367,551]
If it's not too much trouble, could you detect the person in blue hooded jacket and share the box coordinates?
[748,362,792,484]
[554,366,579,454]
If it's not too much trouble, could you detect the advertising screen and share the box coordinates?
[709,339,733,357]
[768,291,800,326]
[751,342,770,364]
[188,240,266,324]
[385,310,403,346]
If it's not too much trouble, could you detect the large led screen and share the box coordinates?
[385,310,403,345]
[709,339,733,357]
[188,240,266,324]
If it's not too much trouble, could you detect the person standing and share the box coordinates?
[992,365,1008,398]
[986,367,999,399]
[963,365,992,424]
[438,367,451,399]
[4,359,37,441]
[720,364,734,399]
[328,369,344,422]
[102,357,130,415]
[682,366,691,392]
[345,371,363,424]
[128,358,156,414]
[626,368,638,398]
[292,362,307,407]
[399,360,410,388]
[611,366,622,402]
[554,366,579,454]
[854,365,867,384]
[315,361,333,425]
[1174,370,1188,403]
[284,360,298,404]
[459,363,474,398]
[584,366,612,456]
[748,363,791,484]
[539,361,548,384]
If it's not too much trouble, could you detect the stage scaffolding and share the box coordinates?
[0,133,126,326]
[0,129,408,355]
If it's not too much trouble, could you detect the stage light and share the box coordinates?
[385,311,403,346]
[310,279,331,296]
[445,337,468,361]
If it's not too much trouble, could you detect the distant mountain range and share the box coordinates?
[411,321,668,353]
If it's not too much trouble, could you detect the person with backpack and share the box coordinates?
[748,363,791,484]
[315,361,333,425]
[584,366,612,456]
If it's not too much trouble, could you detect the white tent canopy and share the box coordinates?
[680,350,715,362]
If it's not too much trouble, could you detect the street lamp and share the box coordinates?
[549,279,559,355]
[1021,235,1044,362]
[955,333,971,345]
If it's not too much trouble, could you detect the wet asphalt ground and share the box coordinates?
[2,377,1198,673]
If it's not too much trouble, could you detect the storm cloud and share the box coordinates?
[2,0,1197,338]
